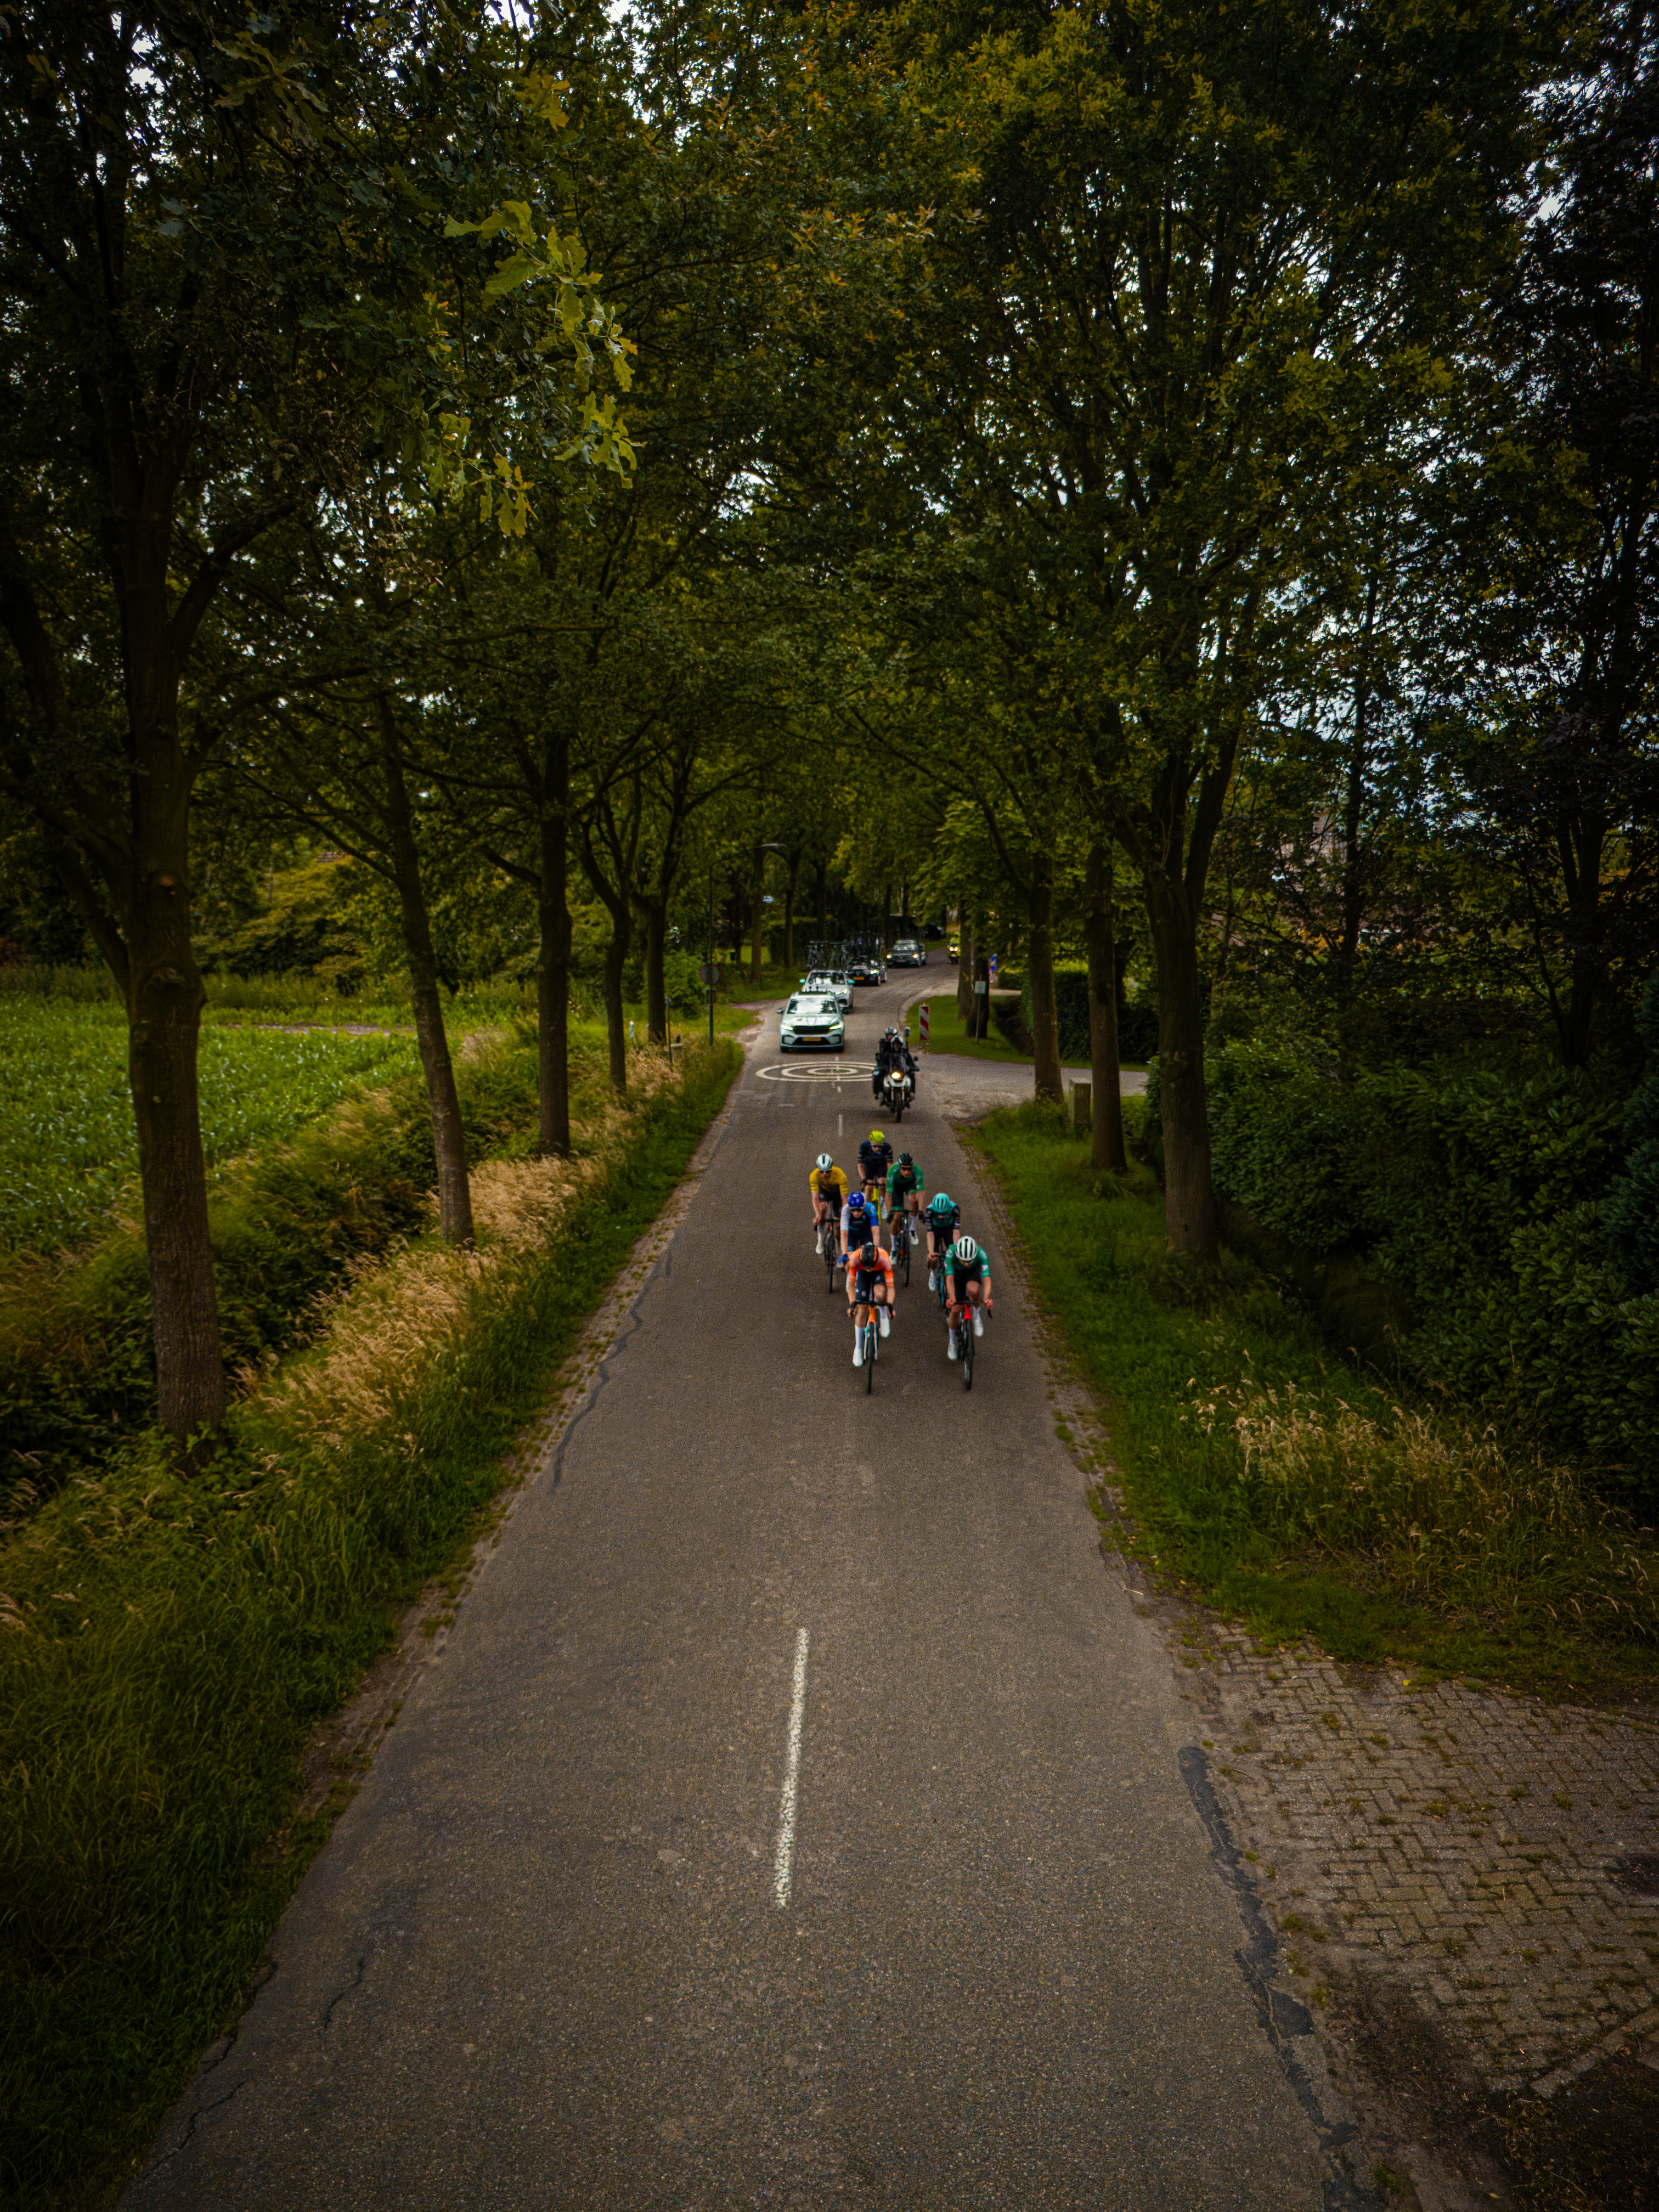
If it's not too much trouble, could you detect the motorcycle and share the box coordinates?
[880,1061,915,1122]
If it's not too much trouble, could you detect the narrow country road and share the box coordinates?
[128,978,1322,2211]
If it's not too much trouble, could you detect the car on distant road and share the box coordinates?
[888,939,927,967]
[802,968,854,1011]
[850,953,885,984]
[778,993,845,1052]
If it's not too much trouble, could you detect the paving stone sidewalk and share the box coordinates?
[1181,1627,1659,2098]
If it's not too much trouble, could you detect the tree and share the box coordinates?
[0,2,632,1431]
[1459,0,1659,1064]
[843,0,1542,1254]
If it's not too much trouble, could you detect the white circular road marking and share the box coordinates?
[758,1060,874,1083]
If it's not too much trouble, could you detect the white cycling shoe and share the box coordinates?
[973,1310,984,1337]
[878,1310,890,1339]
[853,1338,864,1368]
[946,1334,959,1361]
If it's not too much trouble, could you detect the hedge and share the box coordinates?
[1020,963,1158,1065]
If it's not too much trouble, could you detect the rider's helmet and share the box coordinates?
[847,1190,868,1217]
[816,1152,833,1172]
[954,1234,978,1262]
[870,1128,885,1146]
[928,1190,954,1215]
[899,1150,912,1167]
[860,1240,877,1268]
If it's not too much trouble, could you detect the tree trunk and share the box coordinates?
[1026,854,1064,1100]
[1146,872,1218,1260]
[601,913,630,1093]
[783,850,800,973]
[643,894,669,1045]
[957,907,974,1024]
[127,871,225,1440]
[537,739,572,1155]
[1336,568,1379,1009]
[18,528,230,1439]
[1085,840,1127,1172]
[816,857,829,953]
[750,840,765,984]
[379,699,473,1245]
[970,952,990,1039]
[1561,833,1607,1069]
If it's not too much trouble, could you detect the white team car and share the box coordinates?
[779,993,845,1052]
[801,968,854,1012]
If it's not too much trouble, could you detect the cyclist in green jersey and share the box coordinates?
[924,1189,960,1291]
[943,1232,993,1357]
[885,1150,925,1248]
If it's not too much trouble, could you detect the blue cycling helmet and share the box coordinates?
[928,1190,955,1215]
[847,1190,869,1215]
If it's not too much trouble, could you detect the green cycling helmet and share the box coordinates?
[928,1191,956,1216]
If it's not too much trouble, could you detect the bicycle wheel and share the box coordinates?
[825,1227,836,1291]
[961,1317,974,1390]
[864,1319,876,1393]
[900,1232,910,1288]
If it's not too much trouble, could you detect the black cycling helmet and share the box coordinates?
[860,1240,877,1268]
[899,1150,913,1166]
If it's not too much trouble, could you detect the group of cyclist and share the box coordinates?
[809,1130,994,1370]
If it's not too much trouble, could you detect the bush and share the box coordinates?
[1020,964,1158,1064]
[1206,1040,1659,1497]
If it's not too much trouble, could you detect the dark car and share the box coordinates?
[888,939,927,967]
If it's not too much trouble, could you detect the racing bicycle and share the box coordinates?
[859,1305,879,1392]
[949,1303,975,1389]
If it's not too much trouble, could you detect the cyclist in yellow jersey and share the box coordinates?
[809,1153,849,1260]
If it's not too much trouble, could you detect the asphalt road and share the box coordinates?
[128,978,1322,2211]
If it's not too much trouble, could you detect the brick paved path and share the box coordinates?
[1180,1627,1659,2098]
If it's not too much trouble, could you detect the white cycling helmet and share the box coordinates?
[953,1234,977,1261]
[816,1153,833,1171]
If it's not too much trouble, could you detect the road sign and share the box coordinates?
[919,1003,930,1048]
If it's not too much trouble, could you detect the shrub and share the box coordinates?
[1020,963,1158,1065]
[1206,1041,1659,1498]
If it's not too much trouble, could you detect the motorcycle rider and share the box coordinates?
[872,1025,913,1104]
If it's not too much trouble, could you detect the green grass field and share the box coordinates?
[0,998,416,1257]
[914,991,1031,1063]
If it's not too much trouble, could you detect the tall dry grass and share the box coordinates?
[1189,1373,1659,1637]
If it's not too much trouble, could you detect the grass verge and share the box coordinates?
[0,1040,740,2210]
[915,991,1031,1064]
[970,1101,1659,1700]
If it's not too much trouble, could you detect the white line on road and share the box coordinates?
[773,1628,810,1908]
